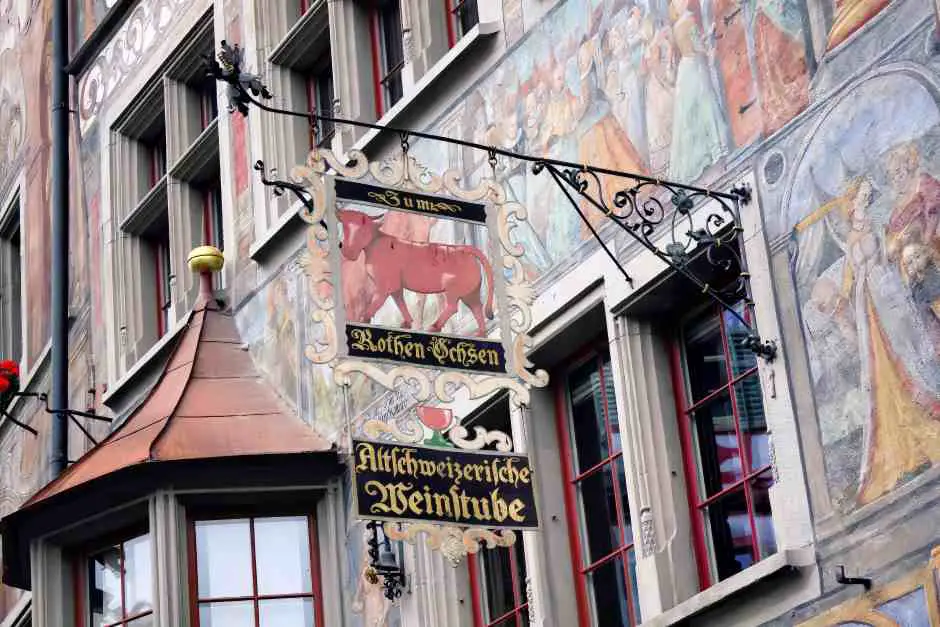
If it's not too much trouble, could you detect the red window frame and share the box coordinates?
[468,543,529,627]
[368,2,404,119]
[669,303,774,590]
[147,139,166,188]
[444,0,478,47]
[199,81,218,131]
[554,346,639,627]
[187,514,325,627]
[154,238,171,338]
[201,184,224,250]
[305,68,334,149]
[73,530,153,627]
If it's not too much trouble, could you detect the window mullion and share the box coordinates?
[119,542,128,624]
[249,518,261,627]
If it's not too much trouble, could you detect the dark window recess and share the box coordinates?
[306,67,335,147]
[372,1,404,115]
[145,135,167,187]
[199,79,219,129]
[449,0,479,43]
[202,183,224,250]
[86,533,154,627]
[558,352,640,627]
[466,397,530,626]
[149,231,172,338]
[673,303,775,588]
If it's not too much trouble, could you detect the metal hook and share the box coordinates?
[399,131,410,155]
[835,565,872,591]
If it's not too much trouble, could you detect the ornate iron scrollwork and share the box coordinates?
[365,520,406,601]
[204,44,777,362]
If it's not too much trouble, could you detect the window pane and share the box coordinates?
[259,598,314,627]
[568,360,609,472]
[750,472,776,559]
[703,489,754,582]
[627,548,641,623]
[691,393,742,497]
[127,613,154,626]
[733,375,769,471]
[199,601,254,627]
[601,359,622,454]
[614,458,633,547]
[255,516,312,595]
[381,3,403,69]
[124,535,153,617]
[481,547,515,621]
[578,465,620,564]
[587,556,633,627]
[89,546,122,626]
[684,313,727,401]
[724,308,757,378]
[195,519,253,598]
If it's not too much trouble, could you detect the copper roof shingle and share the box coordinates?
[25,295,332,506]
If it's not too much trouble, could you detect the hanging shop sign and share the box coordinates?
[330,176,511,375]
[291,144,549,574]
[351,438,539,529]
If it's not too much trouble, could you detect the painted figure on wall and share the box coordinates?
[785,72,940,510]
[668,0,729,182]
[753,0,811,136]
[826,0,891,50]
[711,0,762,148]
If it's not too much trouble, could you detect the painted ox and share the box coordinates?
[337,210,494,336]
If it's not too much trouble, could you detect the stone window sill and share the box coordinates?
[102,315,190,411]
[640,548,816,627]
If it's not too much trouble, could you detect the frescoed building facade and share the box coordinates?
[1,0,940,625]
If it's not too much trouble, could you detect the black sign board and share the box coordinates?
[335,179,487,224]
[351,438,539,529]
[346,324,507,374]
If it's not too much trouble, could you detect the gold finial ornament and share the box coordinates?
[187,246,224,273]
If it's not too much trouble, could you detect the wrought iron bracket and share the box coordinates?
[366,520,407,601]
[2,391,112,446]
[835,565,872,591]
[253,160,324,228]
[205,41,777,361]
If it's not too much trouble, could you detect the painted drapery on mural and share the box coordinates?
[785,71,940,511]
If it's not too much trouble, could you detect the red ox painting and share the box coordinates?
[337,209,495,337]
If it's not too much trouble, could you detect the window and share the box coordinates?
[201,182,224,251]
[370,0,404,116]
[671,303,775,589]
[305,63,334,148]
[0,193,21,364]
[109,16,226,373]
[84,533,153,626]
[470,541,528,627]
[190,515,324,627]
[148,228,172,338]
[446,0,479,46]
[466,396,529,626]
[556,350,640,627]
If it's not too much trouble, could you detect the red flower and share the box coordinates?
[0,360,18,377]
[0,376,11,394]
[416,406,452,431]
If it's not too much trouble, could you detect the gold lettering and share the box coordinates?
[508,499,526,522]
[433,493,453,518]
[367,190,402,208]
[355,442,377,472]
[408,490,424,515]
[491,488,509,522]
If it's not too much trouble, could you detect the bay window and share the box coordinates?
[671,303,776,589]
[190,515,324,627]
[556,349,640,627]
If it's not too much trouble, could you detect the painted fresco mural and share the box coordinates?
[73,0,119,48]
[784,68,940,512]
[408,0,814,281]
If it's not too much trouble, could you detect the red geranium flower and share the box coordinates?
[0,377,11,394]
[0,360,18,376]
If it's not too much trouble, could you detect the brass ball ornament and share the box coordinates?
[187,245,225,273]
